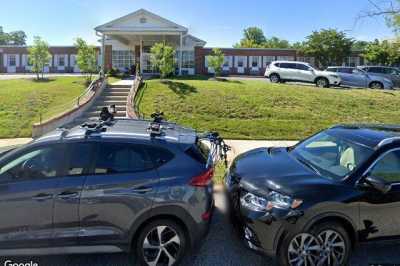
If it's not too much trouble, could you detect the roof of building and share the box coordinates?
[35,119,197,145]
[329,124,400,148]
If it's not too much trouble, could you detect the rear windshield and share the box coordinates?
[185,141,210,165]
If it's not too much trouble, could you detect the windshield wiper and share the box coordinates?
[296,157,321,176]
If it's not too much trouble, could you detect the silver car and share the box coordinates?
[358,66,400,88]
[326,66,394,89]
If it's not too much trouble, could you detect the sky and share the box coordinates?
[0,0,395,47]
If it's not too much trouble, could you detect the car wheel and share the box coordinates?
[311,222,351,266]
[369,81,384,89]
[135,219,187,266]
[270,74,281,83]
[278,222,351,266]
[316,77,329,88]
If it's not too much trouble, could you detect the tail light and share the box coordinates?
[189,168,214,187]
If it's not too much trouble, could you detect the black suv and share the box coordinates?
[226,124,400,266]
[0,119,218,266]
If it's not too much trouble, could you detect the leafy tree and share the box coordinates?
[264,37,290,49]
[363,39,400,65]
[0,27,26,45]
[352,40,370,51]
[300,29,354,68]
[207,48,225,77]
[28,36,51,80]
[7,31,27,45]
[235,27,266,47]
[75,38,98,84]
[150,42,176,79]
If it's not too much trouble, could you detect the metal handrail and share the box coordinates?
[36,72,104,124]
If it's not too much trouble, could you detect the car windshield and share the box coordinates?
[291,131,374,180]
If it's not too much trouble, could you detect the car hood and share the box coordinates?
[230,147,336,197]
[317,70,337,77]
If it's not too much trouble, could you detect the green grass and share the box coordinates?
[0,77,87,138]
[138,76,400,140]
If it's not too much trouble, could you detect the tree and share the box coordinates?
[235,27,266,48]
[28,36,51,80]
[7,31,27,45]
[352,40,370,51]
[358,0,400,32]
[0,27,26,45]
[363,39,400,65]
[207,48,225,77]
[300,29,354,68]
[264,37,290,49]
[150,42,176,79]
[75,38,98,84]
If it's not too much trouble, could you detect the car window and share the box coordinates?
[327,68,337,72]
[296,64,310,71]
[0,145,63,182]
[370,150,400,183]
[146,146,174,167]
[367,67,383,73]
[280,63,296,69]
[94,143,154,174]
[383,68,399,75]
[66,143,95,176]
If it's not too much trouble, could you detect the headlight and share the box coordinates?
[240,192,268,212]
[240,191,303,212]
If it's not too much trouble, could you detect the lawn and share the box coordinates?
[138,76,400,140]
[0,77,88,138]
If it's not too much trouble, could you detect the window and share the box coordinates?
[367,67,383,74]
[251,56,259,67]
[223,56,231,68]
[277,56,294,61]
[66,143,94,176]
[8,55,16,66]
[327,67,338,72]
[94,143,153,174]
[263,56,275,67]
[296,63,311,71]
[58,55,65,67]
[147,146,174,167]
[280,63,297,69]
[370,150,400,183]
[337,68,353,74]
[112,50,134,69]
[0,145,63,182]
[291,132,374,180]
[383,68,400,75]
[181,51,195,68]
[236,56,246,68]
[140,17,147,23]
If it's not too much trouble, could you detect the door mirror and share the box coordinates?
[364,175,392,194]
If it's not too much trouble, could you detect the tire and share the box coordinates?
[277,222,351,266]
[134,219,188,266]
[311,222,351,266]
[315,77,329,88]
[270,73,281,83]
[369,81,384,89]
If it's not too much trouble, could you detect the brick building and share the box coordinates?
[0,9,365,75]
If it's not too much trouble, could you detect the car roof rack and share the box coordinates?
[80,120,113,137]
[376,137,400,149]
[147,112,166,137]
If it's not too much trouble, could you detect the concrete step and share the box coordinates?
[99,95,127,101]
[105,88,131,93]
[102,91,129,97]
[108,84,132,89]
[96,100,127,105]
[83,110,127,117]
[89,105,127,112]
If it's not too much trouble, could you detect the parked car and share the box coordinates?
[226,124,400,266]
[0,118,217,266]
[264,61,341,88]
[358,66,400,88]
[326,66,394,89]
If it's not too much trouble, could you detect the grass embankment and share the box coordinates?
[138,76,400,140]
[0,77,87,138]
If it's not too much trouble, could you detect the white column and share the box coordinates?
[101,33,106,76]
[140,36,143,75]
[179,33,183,76]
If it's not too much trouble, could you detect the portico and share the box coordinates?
[95,9,206,75]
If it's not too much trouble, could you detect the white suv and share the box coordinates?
[264,61,341,88]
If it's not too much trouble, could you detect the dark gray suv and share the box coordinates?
[0,119,216,266]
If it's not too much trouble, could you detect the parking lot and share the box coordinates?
[2,190,400,266]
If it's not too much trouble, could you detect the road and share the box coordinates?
[2,191,400,266]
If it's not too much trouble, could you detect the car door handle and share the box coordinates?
[57,191,79,199]
[33,193,53,201]
[131,187,153,194]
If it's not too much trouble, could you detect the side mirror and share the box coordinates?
[364,175,392,194]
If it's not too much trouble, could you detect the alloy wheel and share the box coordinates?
[142,225,181,266]
[316,79,328,88]
[371,82,383,89]
[270,75,280,83]
[288,233,321,266]
[317,230,346,266]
